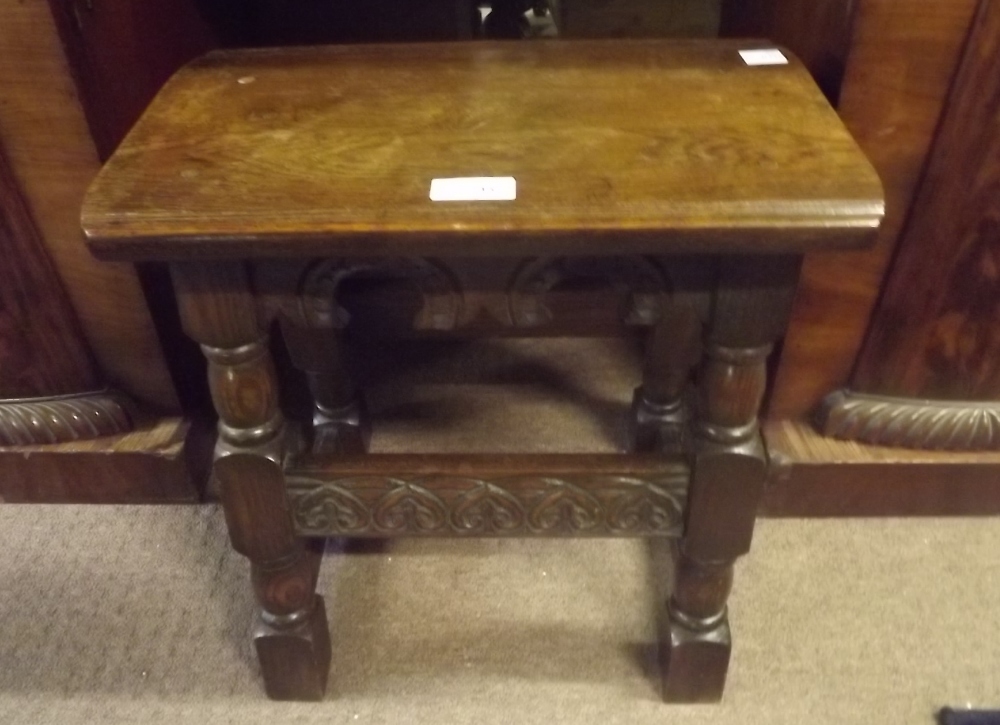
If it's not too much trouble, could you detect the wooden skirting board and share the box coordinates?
[0,417,208,504]
[761,420,1000,517]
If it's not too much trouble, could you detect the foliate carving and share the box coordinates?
[507,256,671,327]
[292,484,371,534]
[0,390,135,445]
[371,481,449,533]
[607,481,687,533]
[818,389,1000,450]
[286,471,688,537]
[298,257,464,330]
[450,482,525,534]
[527,481,603,533]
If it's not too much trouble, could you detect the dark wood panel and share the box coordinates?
[719,0,854,102]
[249,0,475,44]
[555,0,720,39]
[0,139,98,398]
[769,0,980,418]
[851,0,1000,400]
[47,0,217,160]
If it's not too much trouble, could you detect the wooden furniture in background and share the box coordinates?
[81,40,882,700]
[820,0,1000,450]
[0,140,98,400]
[762,0,981,419]
[0,0,180,411]
[552,0,720,38]
[0,2,202,502]
[763,420,1000,516]
[0,138,200,501]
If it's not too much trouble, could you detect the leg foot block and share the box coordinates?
[660,617,731,703]
[254,596,332,701]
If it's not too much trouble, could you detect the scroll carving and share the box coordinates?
[298,257,464,330]
[507,256,671,327]
[286,471,688,537]
[0,390,136,445]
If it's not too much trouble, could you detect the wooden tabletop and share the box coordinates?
[81,40,884,260]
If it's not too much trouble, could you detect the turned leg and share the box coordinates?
[172,262,331,701]
[280,321,369,455]
[632,303,703,453]
[660,256,801,703]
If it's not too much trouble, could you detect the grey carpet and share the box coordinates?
[0,505,998,725]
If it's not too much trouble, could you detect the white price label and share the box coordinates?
[429,177,516,202]
[738,49,789,66]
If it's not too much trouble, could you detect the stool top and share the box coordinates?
[82,40,883,260]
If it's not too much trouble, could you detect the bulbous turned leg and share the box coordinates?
[632,302,702,454]
[173,262,331,701]
[661,256,800,703]
[281,321,370,455]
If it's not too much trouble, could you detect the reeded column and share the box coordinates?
[660,256,800,703]
[172,261,330,701]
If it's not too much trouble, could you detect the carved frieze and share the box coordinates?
[286,470,688,537]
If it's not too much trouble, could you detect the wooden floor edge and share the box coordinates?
[0,416,209,504]
[761,420,1000,517]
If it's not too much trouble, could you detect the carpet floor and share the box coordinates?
[0,505,997,725]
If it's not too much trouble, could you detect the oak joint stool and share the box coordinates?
[82,39,883,703]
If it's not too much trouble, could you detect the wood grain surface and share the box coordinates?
[0,0,179,410]
[851,0,1000,400]
[82,40,882,260]
[768,0,980,417]
[0,139,98,397]
[0,416,201,503]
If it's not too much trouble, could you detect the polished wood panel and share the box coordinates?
[46,0,216,160]
[851,0,1000,401]
[0,417,202,503]
[82,41,882,259]
[768,0,980,418]
[0,139,98,397]
[0,0,179,410]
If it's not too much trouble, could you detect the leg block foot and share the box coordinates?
[630,387,687,454]
[313,397,371,455]
[660,616,731,703]
[254,596,332,701]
